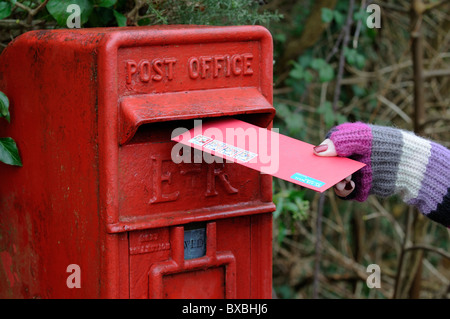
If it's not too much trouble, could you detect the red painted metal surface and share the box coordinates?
[0,25,275,298]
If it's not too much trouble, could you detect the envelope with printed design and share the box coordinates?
[172,118,365,192]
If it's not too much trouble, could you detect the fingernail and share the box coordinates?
[314,144,328,153]
[345,181,353,190]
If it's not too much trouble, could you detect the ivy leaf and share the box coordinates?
[333,10,344,26]
[95,0,117,7]
[337,114,348,124]
[318,63,334,82]
[273,196,284,219]
[324,109,336,127]
[0,91,10,123]
[289,63,304,80]
[298,54,313,67]
[344,47,357,65]
[47,0,93,27]
[355,54,366,69]
[317,101,332,115]
[311,59,334,82]
[0,137,22,166]
[311,58,326,70]
[277,223,287,244]
[274,33,286,44]
[317,100,336,126]
[113,10,127,27]
[0,1,12,20]
[303,70,313,83]
[352,85,366,97]
[275,102,291,118]
[321,8,334,23]
[283,201,298,213]
[285,113,304,135]
[345,47,366,69]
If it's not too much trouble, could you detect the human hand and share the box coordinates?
[313,138,356,197]
[311,122,450,228]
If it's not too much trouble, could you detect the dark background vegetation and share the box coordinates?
[0,0,449,299]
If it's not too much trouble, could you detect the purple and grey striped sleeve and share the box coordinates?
[327,122,450,228]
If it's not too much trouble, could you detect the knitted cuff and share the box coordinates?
[327,122,450,227]
[326,122,373,202]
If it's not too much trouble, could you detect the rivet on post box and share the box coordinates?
[0,25,275,299]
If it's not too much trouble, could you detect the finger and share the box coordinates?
[335,180,347,191]
[336,176,352,190]
[313,139,337,157]
[334,180,355,197]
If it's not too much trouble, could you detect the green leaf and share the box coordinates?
[285,113,304,135]
[310,58,326,70]
[0,1,12,20]
[275,102,291,118]
[318,63,334,82]
[333,10,344,26]
[303,70,313,83]
[344,47,357,66]
[352,84,366,97]
[321,7,333,23]
[317,101,332,115]
[344,47,366,69]
[137,17,151,26]
[353,11,364,22]
[0,91,10,123]
[283,201,298,213]
[336,114,348,124]
[355,53,366,69]
[87,7,114,27]
[311,58,335,82]
[288,189,306,201]
[289,63,304,80]
[95,0,117,7]
[324,109,336,127]
[277,223,287,244]
[273,197,284,219]
[274,33,286,44]
[298,54,313,67]
[317,100,337,126]
[113,10,127,27]
[0,137,22,166]
[46,0,93,27]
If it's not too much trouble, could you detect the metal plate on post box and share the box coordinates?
[184,227,206,260]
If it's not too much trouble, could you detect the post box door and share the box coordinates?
[126,214,271,299]
[128,222,237,298]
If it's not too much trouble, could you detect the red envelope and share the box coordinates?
[171,118,365,192]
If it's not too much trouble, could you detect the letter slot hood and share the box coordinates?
[119,87,275,145]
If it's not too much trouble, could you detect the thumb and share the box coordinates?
[313,138,337,157]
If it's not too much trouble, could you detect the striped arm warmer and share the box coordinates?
[326,122,450,227]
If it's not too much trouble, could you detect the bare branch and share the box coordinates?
[0,19,48,30]
[424,0,448,12]
[29,0,50,17]
[404,244,450,260]
[423,69,450,78]
[13,1,33,14]
[331,0,355,113]
[14,0,50,25]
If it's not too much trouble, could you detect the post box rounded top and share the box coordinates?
[5,25,273,52]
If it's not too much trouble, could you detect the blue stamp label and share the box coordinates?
[290,173,325,189]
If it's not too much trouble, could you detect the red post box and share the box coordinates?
[0,25,275,298]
